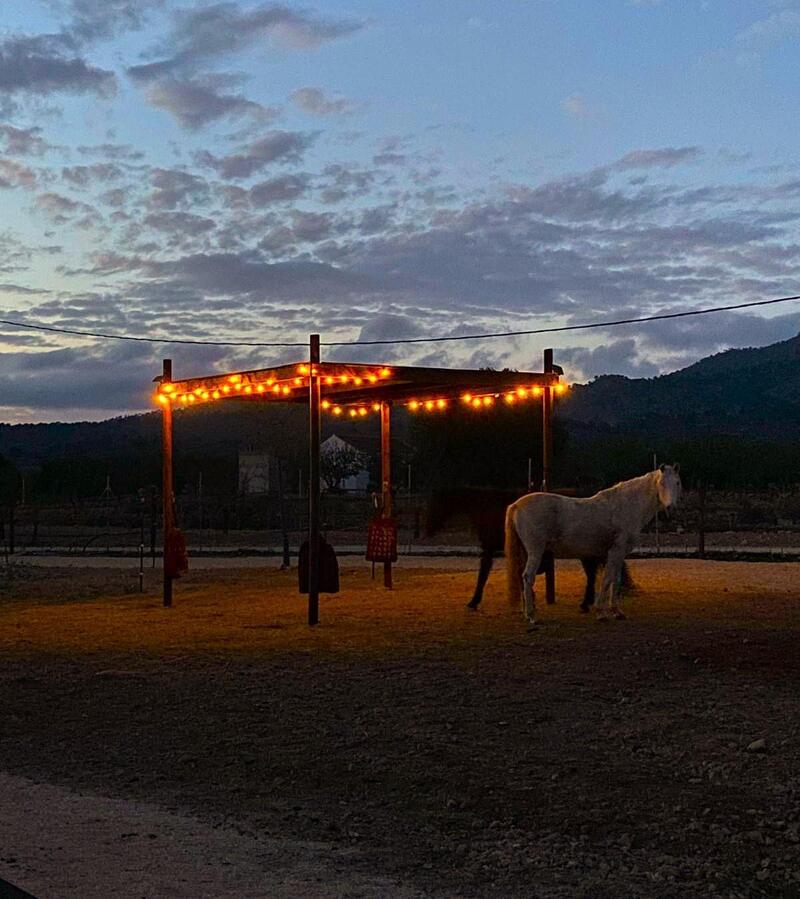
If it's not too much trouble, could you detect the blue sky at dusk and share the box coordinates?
[1,0,799,421]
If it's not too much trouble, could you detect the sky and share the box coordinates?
[1,0,799,422]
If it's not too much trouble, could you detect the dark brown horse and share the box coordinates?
[426,487,633,610]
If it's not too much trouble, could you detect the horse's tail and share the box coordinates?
[505,503,526,606]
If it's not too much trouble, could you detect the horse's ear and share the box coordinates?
[673,462,680,473]
[658,463,666,472]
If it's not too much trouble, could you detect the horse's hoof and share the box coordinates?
[579,605,590,614]
[596,614,609,623]
[526,622,539,633]
[613,610,627,621]
[466,601,480,611]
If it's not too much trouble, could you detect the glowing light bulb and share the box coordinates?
[322,400,331,410]
[244,385,252,394]
[354,376,362,386]
[188,394,196,403]
[229,374,241,383]
[532,386,543,397]
[294,377,302,386]
[409,400,420,411]
[180,395,188,404]
[436,399,447,410]
[368,374,377,383]
[325,376,334,386]
[235,383,243,391]
[222,385,231,394]
[281,386,290,395]
[516,388,527,398]
[424,400,434,411]
[156,394,169,406]
[340,375,349,384]
[372,403,380,412]
[212,390,221,399]
[472,398,482,409]
[333,406,342,416]
[462,393,472,404]
[380,368,390,378]
[256,385,265,394]
[200,391,209,400]
[505,393,515,404]
[482,396,494,407]
[161,383,175,394]
[555,383,566,395]
[272,385,280,394]
[358,407,367,417]
[299,364,309,375]
[349,408,357,418]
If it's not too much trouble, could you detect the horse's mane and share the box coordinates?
[593,471,657,501]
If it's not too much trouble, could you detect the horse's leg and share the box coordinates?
[522,544,545,627]
[580,559,598,613]
[468,550,494,609]
[597,544,627,622]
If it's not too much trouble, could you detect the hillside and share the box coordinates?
[561,332,800,439]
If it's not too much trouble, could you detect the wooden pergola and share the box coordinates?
[154,335,564,624]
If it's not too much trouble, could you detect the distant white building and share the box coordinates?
[238,450,271,495]
[321,435,370,492]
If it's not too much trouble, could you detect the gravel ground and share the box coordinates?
[1,560,800,898]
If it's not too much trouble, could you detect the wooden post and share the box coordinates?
[542,348,556,605]
[698,481,706,559]
[381,400,393,588]
[308,334,321,625]
[161,358,174,608]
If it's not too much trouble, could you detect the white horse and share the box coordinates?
[505,465,682,624]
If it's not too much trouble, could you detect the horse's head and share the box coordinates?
[656,463,682,514]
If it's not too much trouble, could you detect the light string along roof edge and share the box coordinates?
[0,294,798,348]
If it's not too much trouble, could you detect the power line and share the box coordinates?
[326,294,800,346]
[1,293,799,349]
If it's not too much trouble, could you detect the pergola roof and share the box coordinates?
[156,360,564,416]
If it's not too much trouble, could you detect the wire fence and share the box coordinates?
[2,487,800,561]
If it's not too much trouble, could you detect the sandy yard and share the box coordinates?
[1,559,800,898]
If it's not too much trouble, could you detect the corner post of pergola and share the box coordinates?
[542,347,556,605]
[380,400,393,588]
[161,358,174,608]
[307,334,321,625]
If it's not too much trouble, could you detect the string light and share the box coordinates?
[333,406,342,415]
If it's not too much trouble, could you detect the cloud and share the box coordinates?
[559,339,661,379]
[735,8,800,47]
[76,142,144,160]
[195,130,315,179]
[35,191,95,221]
[147,168,210,209]
[61,163,124,187]
[0,123,52,156]
[248,173,310,206]
[143,210,216,238]
[54,0,168,42]
[289,86,359,116]
[560,93,590,119]
[128,2,364,82]
[613,146,703,171]
[143,76,274,130]
[0,158,37,189]
[0,34,116,97]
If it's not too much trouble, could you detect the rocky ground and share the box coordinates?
[1,559,799,897]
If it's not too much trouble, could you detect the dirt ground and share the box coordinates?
[2,559,800,898]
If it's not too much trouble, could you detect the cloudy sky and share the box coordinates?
[1,0,799,422]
